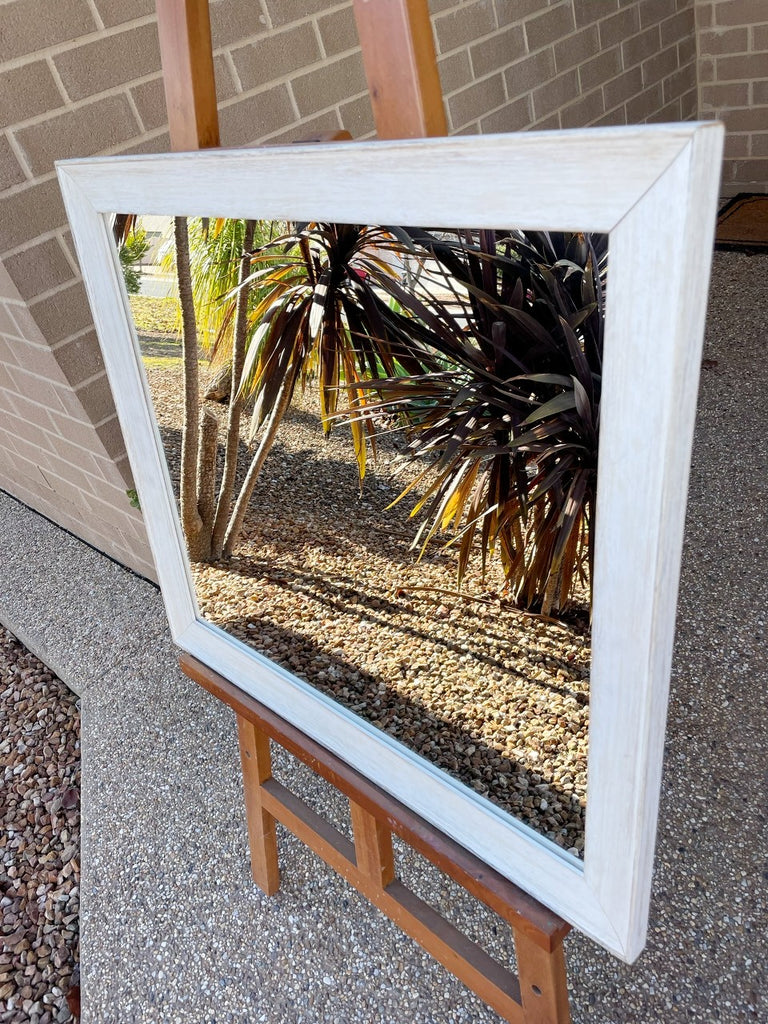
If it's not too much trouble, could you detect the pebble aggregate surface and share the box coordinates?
[0,251,765,1023]
[0,628,79,1024]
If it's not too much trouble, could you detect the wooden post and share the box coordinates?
[237,715,280,895]
[155,0,220,151]
[352,0,448,139]
[350,803,395,889]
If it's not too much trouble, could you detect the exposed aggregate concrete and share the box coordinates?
[0,251,765,1022]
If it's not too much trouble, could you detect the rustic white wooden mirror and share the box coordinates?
[58,123,723,962]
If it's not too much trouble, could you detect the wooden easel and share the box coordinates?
[157,2,572,1020]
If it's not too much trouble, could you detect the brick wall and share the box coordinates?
[0,0,724,576]
[696,0,768,195]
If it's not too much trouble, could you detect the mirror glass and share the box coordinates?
[118,215,607,860]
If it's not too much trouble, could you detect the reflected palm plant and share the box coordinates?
[353,229,606,616]
[220,221,438,556]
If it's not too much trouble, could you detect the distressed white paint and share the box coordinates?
[57,124,724,962]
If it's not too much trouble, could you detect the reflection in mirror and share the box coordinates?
[118,215,607,860]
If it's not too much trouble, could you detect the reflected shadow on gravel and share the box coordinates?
[214,605,586,857]
[146,366,590,859]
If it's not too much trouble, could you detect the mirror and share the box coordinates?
[58,127,723,959]
[124,216,604,859]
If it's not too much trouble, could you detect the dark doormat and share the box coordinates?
[716,193,768,253]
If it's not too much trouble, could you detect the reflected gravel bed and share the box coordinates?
[145,367,591,855]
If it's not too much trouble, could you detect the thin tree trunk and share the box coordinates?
[211,219,256,559]
[196,408,219,561]
[175,215,207,560]
[222,375,294,557]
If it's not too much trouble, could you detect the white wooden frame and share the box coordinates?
[57,123,723,962]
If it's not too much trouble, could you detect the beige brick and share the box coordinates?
[714,0,768,26]
[291,53,367,118]
[578,46,622,91]
[114,132,171,156]
[604,66,644,110]
[532,67,579,120]
[724,132,749,156]
[660,7,695,45]
[700,81,751,109]
[626,82,664,121]
[265,0,328,28]
[46,430,102,476]
[695,1,715,29]
[663,65,695,102]
[698,26,749,56]
[9,432,53,471]
[0,60,64,126]
[211,0,268,48]
[3,238,75,303]
[639,0,678,29]
[680,87,697,120]
[496,0,548,25]
[553,25,600,72]
[505,48,556,98]
[7,362,64,415]
[28,283,93,347]
[698,57,716,82]
[622,25,662,68]
[677,32,697,66]
[728,158,768,183]
[53,330,105,388]
[648,96,683,121]
[479,94,532,132]
[1,0,96,61]
[47,407,103,450]
[130,76,167,132]
[317,7,359,57]
[0,263,22,303]
[54,23,161,103]
[338,95,375,138]
[559,87,606,128]
[93,0,155,27]
[720,106,768,132]
[4,301,41,340]
[0,135,26,191]
[14,95,140,177]
[434,1,496,54]
[1,408,54,451]
[447,74,506,130]
[218,86,295,145]
[751,133,768,156]
[73,371,116,425]
[531,112,561,130]
[438,50,474,95]
[94,413,127,462]
[593,107,628,127]
[10,337,65,378]
[267,111,343,145]
[753,24,768,51]
[599,6,641,48]
[232,22,322,92]
[470,23,527,77]
[642,44,681,87]
[0,323,20,356]
[525,3,576,51]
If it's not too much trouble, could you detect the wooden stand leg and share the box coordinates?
[350,802,395,889]
[514,929,571,1024]
[236,715,280,895]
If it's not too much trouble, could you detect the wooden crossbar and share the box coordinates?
[181,653,572,1024]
